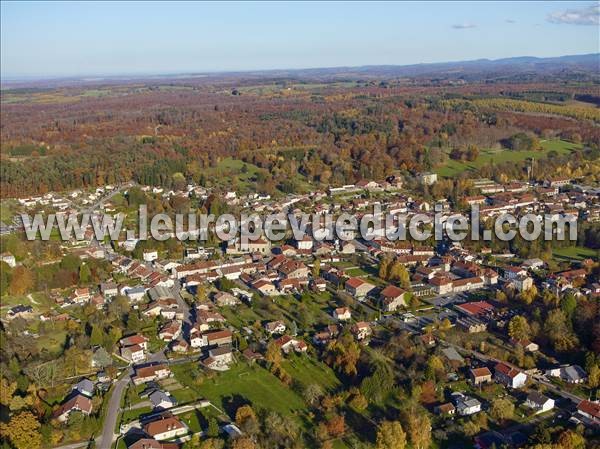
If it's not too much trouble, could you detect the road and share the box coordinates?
[95,368,131,449]
[171,284,191,326]
[94,349,167,449]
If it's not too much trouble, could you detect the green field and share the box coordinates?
[173,362,306,418]
[281,353,341,392]
[553,245,598,261]
[435,139,580,177]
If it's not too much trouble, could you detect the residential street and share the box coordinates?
[95,369,131,449]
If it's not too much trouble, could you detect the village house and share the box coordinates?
[511,275,534,292]
[6,304,34,321]
[503,265,528,280]
[494,362,527,389]
[429,275,453,295]
[253,279,278,296]
[132,364,172,385]
[380,285,408,312]
[577,400,600,424]
[171,339,189,353]
[264,320,287,335]
[545,365,588,384]
[310,277,327,292]
[351,321,372,341]
[457,317,487,333]
[0,251,16,268]
[333,307,352,321]
[313,324,341,346]
[510,339,539,353]
[70,287,92,305]
[417,172,438,185]
[295,235,314,251]
[119,334,149,363]
[525,392,555,414]
[73,378,94,397]
[470,367,493,386]
[276,335,308,354]
[121,344,146,363]
[143,249,159,262]
[149,390,177,410]
[158,320,182,342]
[345,277,375,300]
[123,286,147,303]
[190,327,208,349]
[53,394,93,422]
[213,291,240,307]
[143,416,188,440]
[120,334,149,351]
[452,392,481,416]
[203,346,235,370]
[435,402,456,416]
[278,259,310,279]
[205,329,234,348]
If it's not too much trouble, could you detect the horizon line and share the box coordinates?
[2,51,598,85]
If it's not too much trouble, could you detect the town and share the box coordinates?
[1,164,599,449]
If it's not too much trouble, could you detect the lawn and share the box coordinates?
[121,405,152,423]
[553,245,597,261]
[173,362,306,419]
[282,353,341,392]
[435,139,580,177]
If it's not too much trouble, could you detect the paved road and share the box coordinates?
[172,284,192,331]
[95,369,132,449]
[94,349,168,449]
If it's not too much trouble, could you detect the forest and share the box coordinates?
[1,75,599,198]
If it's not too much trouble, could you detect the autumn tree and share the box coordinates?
[231,437,257,449]
[235,405,259,435]
[544,309,578,352]
[490,397,515,422]
[312,258,321,278]
[0,411,42,449]
[325,414,346,438]
[9,266,34,295]
[405,413,431,449]
[376,420,406,449]
[388,261,410,288]
[508,315,531,341]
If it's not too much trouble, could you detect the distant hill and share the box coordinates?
[240,53,600,81]
[2,53,598,88]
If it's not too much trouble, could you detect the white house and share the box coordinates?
[149,390,177,410]
[495,363,527,389]
[525,392,554,414]
[0,252,16,268]
[264,320,286,335]
[143,416,188,440]
[452,393,481,416]
[333,307,352,321]
[143,250,159,262]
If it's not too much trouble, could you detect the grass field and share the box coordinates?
[184,363,307,418]
[282,354,341,392]
[435,139,580,177]
[553,246,598,261]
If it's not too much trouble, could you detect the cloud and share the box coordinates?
[505,19,516,24]
[451,23,477,29]
[547,4,599,25]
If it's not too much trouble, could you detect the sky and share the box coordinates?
[1,1,599,78]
